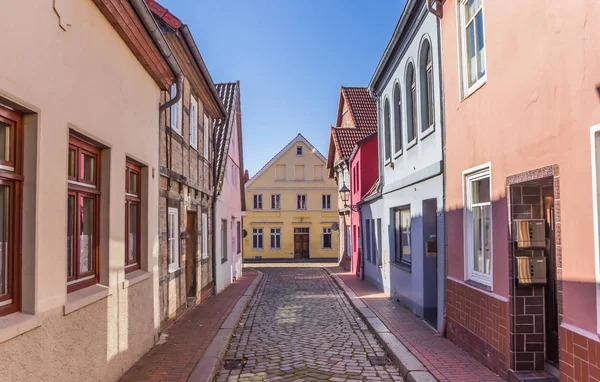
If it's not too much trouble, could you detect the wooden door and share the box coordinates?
[294,228,309,259]
[186,211,197,298]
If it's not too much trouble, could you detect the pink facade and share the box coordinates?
[441,0,600,379]
[350,134,378,276]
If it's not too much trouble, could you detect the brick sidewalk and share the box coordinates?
[331,268,503,382]
[120,269,258,382]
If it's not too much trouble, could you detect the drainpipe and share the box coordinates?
[427,0,443,18]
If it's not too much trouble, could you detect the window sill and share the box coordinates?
[406,139,417,151]
[465,278,492,292]
[384,158,392,167]
[462,76,487,101]
[0,312,42,345]
[420,125,435,140]
[123,270,150,289]
[393,150,403,160]
[64,284,111,316]
[390,261,412,273]
[221,258,228,264]
[168,265,180,274]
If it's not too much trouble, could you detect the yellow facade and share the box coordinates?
[243,135,339,260]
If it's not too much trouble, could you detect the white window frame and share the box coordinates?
[253,194,263,210]
[296,145,303,156]
[271,194,281,210]
[321,194,332,210]
[167,207,180,272]
[221,219,227,262]
[190,95,198,149]
[322,228,332,249]
[170,84,182,136]
[297,194,307,210]
[458,0,487,99]
[203,113,210,160]
[252,228,264,250]
[202,212,208,259]
[589,124,600,333]
[270,228,281,249]
[463,163,493,287]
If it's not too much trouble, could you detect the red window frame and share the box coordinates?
[0,106,23,318]
[67,135,100,293]
[125,161,141,273]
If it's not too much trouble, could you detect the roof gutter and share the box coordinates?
[129,0,183,111]
[181,25,227,118]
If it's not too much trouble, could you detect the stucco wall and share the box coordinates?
[0,1,161,379]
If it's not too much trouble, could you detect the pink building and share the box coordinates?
[349,134,378,277]
[440,0,600,379]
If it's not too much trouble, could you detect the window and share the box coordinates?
[190,95,198,149]
[365,219,371,262]
[313,165,323,181]
[202,212,208,259]
[0,106,21,317]
[406,63,417,144]
[296,146,303,156]
[393,83,402,153]
[237,221,241,253]
[371,219,377,265]
[67,135,101,292]
[167,208,179,272]
[393,206,411,267]
[221,219,227,262]
[295,165,305,181]
[203,113,210,160]
[376,219,382,266]
[420,41,434,131]
[297,194,307,210]
[170,84,182,135]
[270,228,281,249]
[322,228,332,249]
[252,228,264,249]
[460,0,486,96]
[125,161,142,273]
[253,194,263,210]
[383,98,391,161]
[322,194,332,210]
[275,164,286,180]
[464,166,492,286]
[271,194,281,210]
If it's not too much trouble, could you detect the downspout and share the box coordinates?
[427,0,443,19]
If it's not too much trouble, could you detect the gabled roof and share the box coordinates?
[214,81,240,197]
[326,87,377,176]
[246,134,326,188]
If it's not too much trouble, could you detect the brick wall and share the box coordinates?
[559,326,600,381]
[446,278,509,378]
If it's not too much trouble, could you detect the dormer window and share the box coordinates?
[296,146,303,156]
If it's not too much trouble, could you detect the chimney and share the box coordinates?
[244,170,250,184]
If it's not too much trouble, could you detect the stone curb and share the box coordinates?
[325,269,438,382]
[188,271,265,382]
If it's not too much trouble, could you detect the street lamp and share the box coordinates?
[339,182,358,212]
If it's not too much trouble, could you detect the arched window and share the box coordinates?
[393,83,402,153]
[420,40,434,132]
[384,98,391,160]
[406,63,417,143]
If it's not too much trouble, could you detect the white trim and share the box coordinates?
[458,0,488,100]
[252,227,264,250]
[168,207,180,272]
[170,84,183,136]
[203,113,210,160]
[269,227,282,250]
[190,95,198,150]
[589,124,600,334]
[245,134,327,188]
[68,180,96,189]
[0,299,12,307]
[0,164,14,172]
[66,274,95,286]
[392,79,403,156]
[270,193,281,210]
[296,194,307,210]
[321,194,332,210]
[322,227,333,250]
[253,193,263,210]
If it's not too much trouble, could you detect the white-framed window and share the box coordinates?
[464,165,492,287]
[190,95,198,149]
[221,219,227,262]
[270,228,281,249]
[168,207,179,272]
[383,98,391,161]
[459,0,487,97]
[406,63,417,145]
[321,194,332,210]
[420,40,434,133]
[393,206,411,268]
[365,219,371,262]
[253,194,263,210]
[202,212,208,259]
[297,194,307,210]
[252,228,264,249]
[271,194,281,210]
[203,113,210,160]
[393,83,402,154]
[589,125,600,334]
[170,84,182,135]
[322,228,332,249]
[296,146,303,156]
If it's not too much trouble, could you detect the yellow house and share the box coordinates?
[244,134,339,260]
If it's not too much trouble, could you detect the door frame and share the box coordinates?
[293,227,310,259]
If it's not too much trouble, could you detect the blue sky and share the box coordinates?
[159,0,405,176]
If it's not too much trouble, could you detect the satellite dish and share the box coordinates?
[243,229,248,238]
[331,222,339,231]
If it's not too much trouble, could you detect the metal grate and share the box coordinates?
[223,358,247,370]
[368,356,389,366]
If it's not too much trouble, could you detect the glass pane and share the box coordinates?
[67,195,74,278]
[401,209,411,264]
[128,203,137,263]
[129,171,138,195]
[0,122,10,163]
[427,67,434,127]
[472,176,490,204]
[0,186,9,295]
[79,197,94,274]
[69,149,76,178]
[483,205,492,274]
[466,0,481,20]
[473,206,483,273]
[80,153,95,183]
[476,12,486,78]
[467,23,477,87]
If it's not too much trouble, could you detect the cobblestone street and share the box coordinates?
[215,267,402,382]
